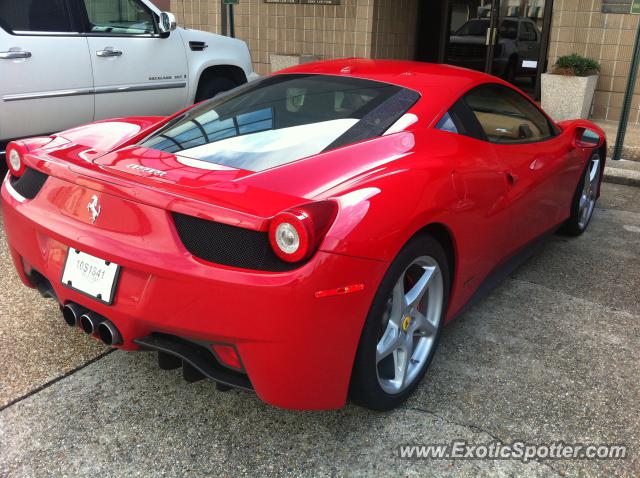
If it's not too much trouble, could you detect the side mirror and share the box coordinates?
[574,127,602,148]
[159,11,177,35]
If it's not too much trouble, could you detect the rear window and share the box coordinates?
[141,74,419,172]
[0,0,72,33]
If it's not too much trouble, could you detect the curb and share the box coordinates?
[603,166,640,188]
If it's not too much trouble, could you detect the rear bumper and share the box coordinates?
[1,173,387,409]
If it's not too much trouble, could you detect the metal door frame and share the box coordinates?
[438,0,502,73]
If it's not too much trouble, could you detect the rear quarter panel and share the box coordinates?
[304,128,512,322]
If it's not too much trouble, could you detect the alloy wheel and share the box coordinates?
[376,256,444,394]
[578,153,601,230]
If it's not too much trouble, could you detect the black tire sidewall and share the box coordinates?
[349,234,450,411]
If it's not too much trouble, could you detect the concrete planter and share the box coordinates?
[541,73,598,121]
[269,54,319,73]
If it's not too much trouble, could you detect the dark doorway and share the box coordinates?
[415,1,448,63]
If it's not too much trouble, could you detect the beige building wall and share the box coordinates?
[170,0,417,75]
[547,0,640,123]
[370,0,419,60]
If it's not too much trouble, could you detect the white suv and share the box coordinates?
[0,0,258,158]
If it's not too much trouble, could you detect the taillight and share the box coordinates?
[5,141,27,177]
[5,137,52,178]
[268,201,338,263]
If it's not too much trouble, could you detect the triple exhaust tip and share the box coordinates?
[97,320,123,346]
[61,303,86,327]
[61,303,123,346]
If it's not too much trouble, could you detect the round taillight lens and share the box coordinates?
[275,222,300,255]
[6,142,26,177]
[8,149,21,172]
[269,211,312,263]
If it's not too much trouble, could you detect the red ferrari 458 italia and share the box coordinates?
[2,59,605,410]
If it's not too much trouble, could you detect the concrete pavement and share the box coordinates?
[0,212,107,409]
[1,183,639,477]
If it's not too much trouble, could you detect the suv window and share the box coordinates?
[499,20,518,40]
[464,84,552,143]
[0,0,72,33]
[521,22,537,41]
[82,0,156,35]
[141,74,419,172]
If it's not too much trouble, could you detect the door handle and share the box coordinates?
[505,171,518,185]
[0,51,32,59]
[96,49,123,57]
[485,28,497,46]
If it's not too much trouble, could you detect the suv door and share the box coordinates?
[518,22,539,70]
[463,84,570,252]
[77,0,189,120]
[0,0,94,142]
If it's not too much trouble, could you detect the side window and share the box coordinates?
[82,0,156,35]
[436,112,458,134]
[435,99,486,140]
[521,22,537,41]
[464,84,553,143]
[499,20,518,40]
[0,0,72,33]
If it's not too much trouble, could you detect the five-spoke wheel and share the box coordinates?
[350,233,449,410]
[578,153,601,230]
[376,256,443,394]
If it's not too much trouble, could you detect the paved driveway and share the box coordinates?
[1,183,639,477]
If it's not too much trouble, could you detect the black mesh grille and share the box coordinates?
[172,212,303,271]
[9,167,48,199]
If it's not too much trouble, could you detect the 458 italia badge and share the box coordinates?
[87,195,101,224]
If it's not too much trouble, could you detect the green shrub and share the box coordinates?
[553,54,600,76]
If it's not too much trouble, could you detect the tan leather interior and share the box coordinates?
[474,111,544,142]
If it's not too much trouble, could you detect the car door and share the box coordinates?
[77,0,189,120]
[0,0,94,141]
[434,101,514,285]
[463,83,568,253]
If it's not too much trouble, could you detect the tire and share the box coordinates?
[349,233,450,411]
[194,76,237,103]
[559,150,602,236]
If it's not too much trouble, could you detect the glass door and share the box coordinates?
[445,0,497,75]
[443,0,551,99]
[490,0,548,96]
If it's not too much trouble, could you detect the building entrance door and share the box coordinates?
[441,0,552,98]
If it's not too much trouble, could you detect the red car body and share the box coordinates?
[1,59,605,409]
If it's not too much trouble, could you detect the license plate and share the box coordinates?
[61,249,120,305]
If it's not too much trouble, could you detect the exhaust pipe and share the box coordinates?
[97,320,123,346]
[79,311,106,335]
[61,303,87,327]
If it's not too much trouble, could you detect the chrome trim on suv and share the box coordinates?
[3,81,187,102]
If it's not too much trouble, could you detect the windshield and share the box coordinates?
[455,19,489,36]
[140,74,419,172]
[455,19,519,39]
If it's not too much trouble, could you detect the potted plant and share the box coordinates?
[541,54,600,121]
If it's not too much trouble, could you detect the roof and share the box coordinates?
[277,58,495,93]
